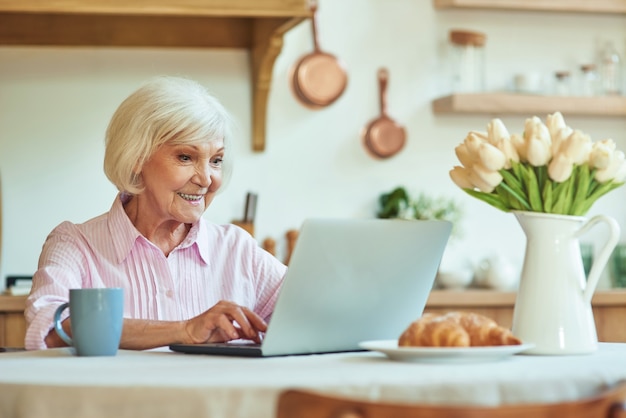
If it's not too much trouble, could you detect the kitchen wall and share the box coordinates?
[1,0,625,289]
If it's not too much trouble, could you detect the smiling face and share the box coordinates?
[136,138,225,226]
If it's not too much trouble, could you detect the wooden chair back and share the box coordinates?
[277,382,626,418]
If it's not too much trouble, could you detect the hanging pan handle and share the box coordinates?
[309,0,321,52]
[378,68,389,118]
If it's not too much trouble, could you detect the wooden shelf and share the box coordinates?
[432,93,626,117]
[433,0,626,14]
[0,0,312,152]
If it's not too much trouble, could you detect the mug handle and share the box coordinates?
[575,215,621,304]
[54,303,73,346]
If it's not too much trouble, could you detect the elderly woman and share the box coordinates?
[25,76,287,350]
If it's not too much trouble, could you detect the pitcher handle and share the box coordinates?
[575,215,620,304]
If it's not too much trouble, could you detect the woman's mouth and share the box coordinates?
[177,192,204,202]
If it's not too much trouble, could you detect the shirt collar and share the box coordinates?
[177,217,211,266]
[107,193,210,265]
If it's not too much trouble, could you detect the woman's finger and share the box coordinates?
[227,307,264,343]
[186,301,267,344]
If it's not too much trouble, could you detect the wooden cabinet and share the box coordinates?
[431,0,626,117]
[0,0,312,152]
[0,295,26,347]
[425,290,626,342]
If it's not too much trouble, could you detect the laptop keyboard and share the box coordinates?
[205,342,261,349]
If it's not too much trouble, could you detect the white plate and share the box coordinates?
[359,340,535,364]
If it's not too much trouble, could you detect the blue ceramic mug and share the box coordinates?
[54,288,124,356]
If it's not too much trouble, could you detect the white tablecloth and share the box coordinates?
[1,343,626,418]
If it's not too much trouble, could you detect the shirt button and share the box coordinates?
[166,290,174,298]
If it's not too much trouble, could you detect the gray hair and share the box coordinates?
[103,76,233,195]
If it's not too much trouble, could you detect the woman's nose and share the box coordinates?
[193,163,212,187]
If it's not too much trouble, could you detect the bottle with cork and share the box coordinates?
[449,29,487,93]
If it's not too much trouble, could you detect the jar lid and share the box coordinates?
[555,71,571,79]
[449,30,487,47]
[580,64,596,72]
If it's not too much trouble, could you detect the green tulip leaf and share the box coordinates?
[496,182,531,211]
[521,164,543,212]
[571,165,591,215]
[542,181,553,213]
[500,168,526,198]
[463,189,509,212]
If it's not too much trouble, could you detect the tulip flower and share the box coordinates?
[464,131,485,160]
[478,142,506,172]
[615,161,626,183]
[487,119,510,145]
[546,112,567,139]
[511,133,528,162]
[546,112,571,154]
[550,126,573,156]
[559,130,592,165]
[455,143,475,168]
[451,112,625,216]
[548,153,574,183]
[596,151,626,183]
[524,116,551,148]
[493,137,519,169]
[526,136,551,166]
[449,166,474,189]
[466,170,492,193]
[485,118,519,168]
[469,131,488,141]
[589,139,617,170]
[471,163,503,193]
[524,117,552,166]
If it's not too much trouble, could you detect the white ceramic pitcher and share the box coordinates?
[512,211,620,355]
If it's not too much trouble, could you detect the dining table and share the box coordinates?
[1,343,626,418]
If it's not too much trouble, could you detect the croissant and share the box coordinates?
[398,311,522,347]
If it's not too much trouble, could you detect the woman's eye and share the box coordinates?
[211,157,223,167]
[178,154,192,162]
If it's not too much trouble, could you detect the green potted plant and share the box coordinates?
[377,186,462,232]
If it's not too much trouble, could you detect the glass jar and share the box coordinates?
[598,41,623,96]
[579,64,599,96]
[553,71,571,96]
[449,30,486,93]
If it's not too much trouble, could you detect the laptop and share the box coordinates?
[169,218,452,357]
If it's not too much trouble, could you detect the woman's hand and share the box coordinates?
[44,301,267,351]
[184,300,267,344]
[44,318,71,348]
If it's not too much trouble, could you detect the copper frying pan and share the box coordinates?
[362,68,406,159]
[290,1,348,109]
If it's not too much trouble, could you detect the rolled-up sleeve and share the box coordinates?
[25,223,86,349]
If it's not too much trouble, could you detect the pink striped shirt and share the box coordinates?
[25,194,287,350]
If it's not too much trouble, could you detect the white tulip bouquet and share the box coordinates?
[450,112,626,215]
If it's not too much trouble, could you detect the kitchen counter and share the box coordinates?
[0,294,27,347]
[427,289,626,306]
[3,290,626,348]
[425,289,626,342]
